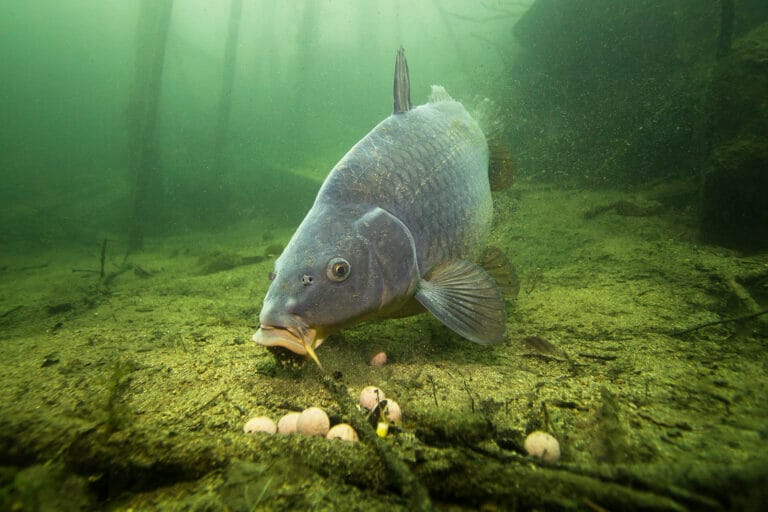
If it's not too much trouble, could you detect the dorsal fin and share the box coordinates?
[393,46,411,114]
[428,85,453,103]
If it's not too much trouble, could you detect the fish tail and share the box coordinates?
[480,247,519,299]
[473,97,515,191]
[428,85,454,103]
[488,137,515,191]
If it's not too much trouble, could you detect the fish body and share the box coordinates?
[254,49,506,364]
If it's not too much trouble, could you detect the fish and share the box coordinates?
[253,47,511,366]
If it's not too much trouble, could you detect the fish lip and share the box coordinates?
[254,324,327,368]
[253,325,309,355]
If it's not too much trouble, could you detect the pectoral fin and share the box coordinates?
[415,260,506,345]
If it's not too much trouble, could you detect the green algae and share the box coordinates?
[1,183,767,510]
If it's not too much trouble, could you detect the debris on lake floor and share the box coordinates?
[583,200,662,219]
[519,335,569,361]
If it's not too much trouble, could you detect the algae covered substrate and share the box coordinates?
[1,179,767,511]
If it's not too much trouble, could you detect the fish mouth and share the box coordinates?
[253,325,326,368]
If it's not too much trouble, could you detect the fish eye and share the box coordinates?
[326,257,351,282]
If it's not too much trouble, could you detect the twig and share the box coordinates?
[672,308,768,336]
[320,374,434,511]
[470,32,508,56]
[426,374,439,407]
[578,353,618,361]
[542,401,554,434]
[1,305,23,318]
[481,1,528,14]
[184,390,226,419]
[461,379,476,413]
[253,476,273,507]
[444,10,518,22]
[17,263,49,271]
[526,269,541,294]
[99,238,108,279]
[102,266,131,287]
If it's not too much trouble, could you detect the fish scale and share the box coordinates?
[318,99,491,271]
[253,48,506,365]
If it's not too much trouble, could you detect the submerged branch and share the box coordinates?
[320,373,434,512]
[672,308,768,336]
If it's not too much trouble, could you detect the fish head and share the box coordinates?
[254,205,419,365]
